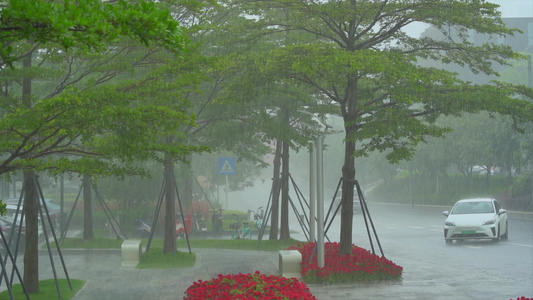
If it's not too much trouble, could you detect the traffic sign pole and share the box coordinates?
[225,175,229,210]
[218,157,236,210]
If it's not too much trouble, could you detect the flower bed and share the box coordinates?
[184,271,317,300]
[287,242,403,284]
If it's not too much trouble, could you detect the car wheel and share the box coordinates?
[492,225,500,243]
[501,221,508,240]
[445,239,452,244]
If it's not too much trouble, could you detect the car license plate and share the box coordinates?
[462,230,476,234]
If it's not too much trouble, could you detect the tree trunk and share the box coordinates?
[466,171,472,192]
[340,133,355,255]
[280,141,290,240]
[269,140,282,240]
[163,153,177,253]
[506,166,513,185]
[339,75,357,255]
[23,170,39,293]
[22,51,40,292]
[485,166,491,189]
[83,174,94,241]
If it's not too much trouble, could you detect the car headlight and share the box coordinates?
[444,221,455,226]
[482,218,496,225]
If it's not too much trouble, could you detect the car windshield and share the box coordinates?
[451,202,494,214]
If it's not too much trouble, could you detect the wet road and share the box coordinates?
[292,202,533,299]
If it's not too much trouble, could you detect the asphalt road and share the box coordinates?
[294,202,533,299]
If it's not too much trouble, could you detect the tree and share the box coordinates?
[0,0,186,67]
[231,0,533,254]
[207,5,337,239]
[0,0,197,292]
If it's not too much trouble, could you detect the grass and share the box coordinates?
[58,237,302,251]
[176,238,302,251]
[54,238,123,249]
[137,247,196,269]
[0,279,85,300]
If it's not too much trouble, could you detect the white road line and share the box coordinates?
[407,226,424,229]
[430,229,442,232]
[465,245,482,249]
[503,242,533,248]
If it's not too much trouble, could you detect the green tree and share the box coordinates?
[209,4,339,239]
[231,0,533,254]
[0,0,197,292]
[0,0,186,66]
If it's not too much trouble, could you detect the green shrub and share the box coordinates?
[512,174,532,197]
[371,173,522,208]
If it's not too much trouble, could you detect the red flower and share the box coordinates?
[286,242,403,284]
[184,272,317,300]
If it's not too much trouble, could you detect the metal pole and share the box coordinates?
[309,143,316,242]
[410,170,413,208]
[316,135,325,268]
[529,55,532,206]
[225,175,229,210]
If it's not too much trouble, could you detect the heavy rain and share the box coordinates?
[0,0,532,299]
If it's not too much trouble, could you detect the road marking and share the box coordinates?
[407,226,424,229]
[465,245,482,249]
[503,242,533,248]
[430,229,442,232]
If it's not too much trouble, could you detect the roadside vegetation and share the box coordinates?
[138,247,196,269]
[58,237,301,251]
[370,172,532,211]
[0,279,85,300]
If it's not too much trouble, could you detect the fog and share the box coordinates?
[491,0,533,18]
[0,2,532,300]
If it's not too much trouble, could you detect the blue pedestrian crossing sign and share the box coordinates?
[218,157,236,175]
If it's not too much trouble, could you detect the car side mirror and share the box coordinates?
[442,211,449,217]
[498,209,507,215]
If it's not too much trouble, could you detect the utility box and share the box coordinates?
[279,250,302,279]
[121,239,142,267]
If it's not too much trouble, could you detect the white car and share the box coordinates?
[442,198,508,244]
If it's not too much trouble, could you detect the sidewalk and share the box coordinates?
[8,243,529,300]
[65,248,281,300]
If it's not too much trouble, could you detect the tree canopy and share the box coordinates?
[0,0,200,180]
[226,0,533,254]
[0,0,186,66]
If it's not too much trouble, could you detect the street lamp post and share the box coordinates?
[309,143,316,243]
[299,110,330,268]
[315,135,325,268]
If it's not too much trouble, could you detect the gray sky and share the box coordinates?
[491,0,533,18]
[404,0,532,38]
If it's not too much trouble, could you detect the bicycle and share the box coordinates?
[248,206,263,229]
[230,214,252,240]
